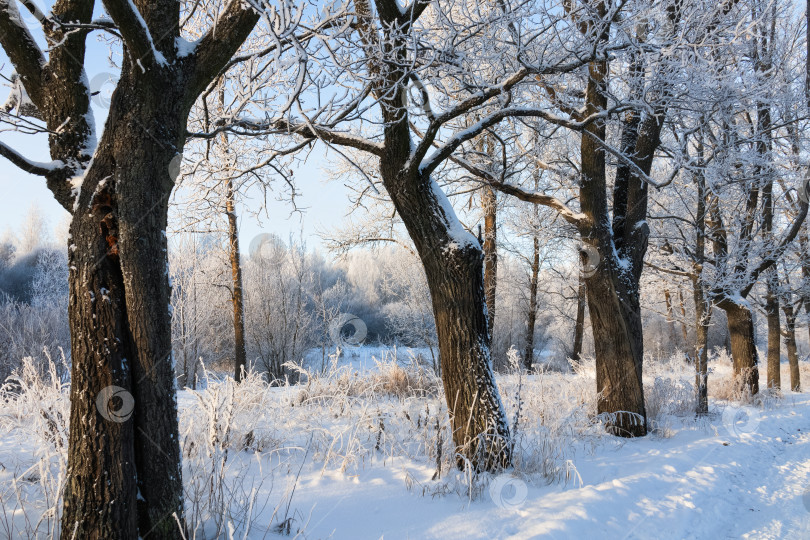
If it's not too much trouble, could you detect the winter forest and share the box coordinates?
[0,0,809,537]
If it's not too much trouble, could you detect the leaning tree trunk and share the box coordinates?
[359,0,511,467]
[392,176,510,470]
[385,166,510,470]
[719,299,760,396]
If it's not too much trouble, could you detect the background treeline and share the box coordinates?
[0,205,754,386]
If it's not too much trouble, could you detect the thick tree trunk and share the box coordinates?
[388,171,510,470]
[579,43,648,437]
[719,299,760,396]
[226,179,248,381]
[62,189,138,538]
[572,271,586,362]
[523,234,539,370]
[61,67,185,539]
[783,303,801,392]
[0,0,260,535]
[359,0,511,467]
[481,186,497,339]
[585,265,647,436]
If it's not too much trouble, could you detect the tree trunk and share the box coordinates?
[585,265,647,436]
[0,0,261,535]
[572,271,586,362]
[226,179,248,381]
[719,299,760,396]
[358,0,511,469]
[386,168,510,469]
[765,271,781,390]
[523,233,539,370]
[63,126,183,538]
[664,288,678,348]
[783,302,801,391]
[693,278,711,414]
[579,40,648,437]
[692,123,710,414]
[62,188,138,538]
[678,288,689,350]
[482,185,497,339]
[61,55,189,538]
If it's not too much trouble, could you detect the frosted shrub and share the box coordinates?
[0,353,69,539]
[645,377,695,435]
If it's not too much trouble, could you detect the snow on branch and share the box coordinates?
[0,140,65,176]
[101,0,167,66]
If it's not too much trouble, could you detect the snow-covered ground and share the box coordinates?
[1,349,809,539]
[208,393,810,540]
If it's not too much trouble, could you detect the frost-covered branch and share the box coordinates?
[0,140,65,176]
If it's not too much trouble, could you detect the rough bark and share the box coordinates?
[578,25,650,436]
[719,299,760,396]
[63,179,138,538]
[0,0,261,536]
[354,0,511,470]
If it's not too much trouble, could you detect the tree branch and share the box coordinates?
[0,0,46,106]
[186,0,262,99]
[0,140,65,176]
[419,105,617,178]
[101,0,163,64]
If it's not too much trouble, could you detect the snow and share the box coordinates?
[175,36,198,57]
[126,0,167,66]
[2,351,809,538]
[429,178,479,251]
[179,384,810,539]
